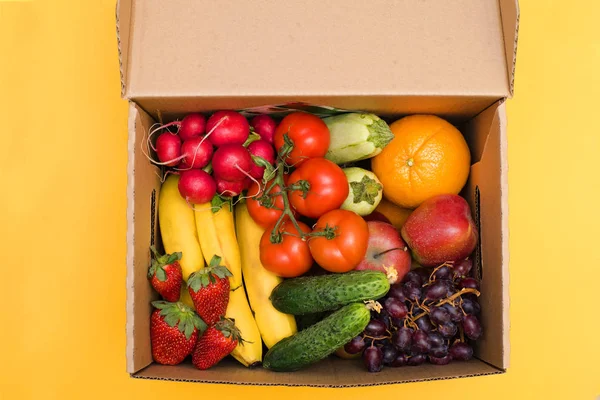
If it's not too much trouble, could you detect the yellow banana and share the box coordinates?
[158,175,204,281]
[195,200,262,366]
[235,202,297,348]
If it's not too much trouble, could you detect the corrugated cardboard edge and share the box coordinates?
[116,0,132,98]
[125,101,137,373]
[499,0,520,96]
[498,101,511,369]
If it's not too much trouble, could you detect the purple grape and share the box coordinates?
[363,347,383,372]
[390,353,409,367]
[442,303,464,323]
[430,344,449,358]
[415,316,434,332]
[382,345,398,365]
[424,281,448,301]
[449,342,473,361]
[411,330,431,354]
[412,305,425,317]
[414,268,432,283]
[432,265,451,280]
[388,284,406,302]
[407,354,427,366]
[427,332,444,348]
[429,355,452,365]
[453,259,473,278]
[377,310,392,329]
[364,319,387,336]
[430,307,451,325]
[461,298,481,315]
[462,315,482,340]
[402,282,422,301]
[459,277,479,290]
[384,297,408,319]
[438,322,458,338]
[344,336,365,354]
[403,271,423,286]
[392,327,413,351]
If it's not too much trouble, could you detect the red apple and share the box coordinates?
[363,211,391,224]
[354,221,411,284]
[401,194,478,267]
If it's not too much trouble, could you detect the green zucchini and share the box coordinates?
[270,270,390,315]
[263,303,370,371]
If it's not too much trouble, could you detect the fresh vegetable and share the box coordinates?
[247,140,275,180]
[192,318,241,370]
[158,175,204,280]
[147,247,183,302]
[269,270,390,315]
[194,199,262,366]
[178,169,217,204]
[155,132,182,167]
[187,255,232,325]
[180,137,213,169]
[274,112,330,166]
[216,178,245,197]
[150,301,205,365]
[178,113,206,141]
[235,202,298,348]
[263,303,370,372]
[212,144,253,182]
[288,157,349,219]
[260,219,313,278]
[250,114,277,144]
[340,167,383,216]
[308,209,369,273]
[323,113,394,164]
[295,312,328,331]
[206,110,250,146]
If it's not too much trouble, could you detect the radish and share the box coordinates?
[206,111,249,146]
[155,132,183,167]
[216,178,245,197]
[178,169,216,204]
[179,113,206,141]
[212,144,253,182]
[250,115,277,144]
[247,140,275,180]
[181,137,213,169]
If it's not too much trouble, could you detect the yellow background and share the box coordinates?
[1,0,598,399]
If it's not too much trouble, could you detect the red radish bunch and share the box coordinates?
[147,111,278,203]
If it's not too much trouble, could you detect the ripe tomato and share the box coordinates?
[288,158,349,219]
[309,210,369,273]
[260,219,313,277]
[274,112,330,166]
[247,175,297,229]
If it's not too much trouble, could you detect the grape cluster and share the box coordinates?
[345,259,483,372]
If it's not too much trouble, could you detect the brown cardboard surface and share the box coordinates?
[116,0,132,97]
[118,0,511,102]
[499,0,520,95]
[126,103,161,374]
[133,358,502,387]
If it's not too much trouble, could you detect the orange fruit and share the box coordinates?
[374,198,413,230]
[371,115,470,209]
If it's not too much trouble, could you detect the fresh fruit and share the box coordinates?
[269,270,390,315]
[363,346,384,372]
[250,114,277,144]
[401,194,478,266]
[373,198,413,230]
[192,318,242,370]
[354,221,411,284]
[187,255,232,325]
[178,169,217,204]
[158,175,204,280]
[263,303,371,372]
[364,319,387,336]
[462,315,483,340]
[288,157,349,219]
[335,345,362,359]
[371,114,471,209]
[235,203,298,348]
[274,112,330,166]
[363,211,391,224]
[308,209,369,273]
[147,247,183,302]
[150,301,205,365]
[206,110,250,146]
[449,342,474,361]
[340,167,383,216]
[246,176,292,229]
[323,113,394,164]
[260,219,313,278]
[194,199,262,366]
[344,336,366,355]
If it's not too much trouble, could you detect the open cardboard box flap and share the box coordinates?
[119,0,517,387]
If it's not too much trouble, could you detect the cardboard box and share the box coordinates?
[118,0,518,386]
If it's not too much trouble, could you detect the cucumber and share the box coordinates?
[270,270,389,315]
[263,303,370,371]
[295,312,329,331]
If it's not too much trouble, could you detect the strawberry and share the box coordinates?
[187,255,232,325]
[150,301,206,365]
[192,318,242,370]
[148,246,183,302]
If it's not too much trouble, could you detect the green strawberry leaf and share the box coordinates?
[156,267,167,282]
[184,319,194,340]
[208,255,223,268]
[164,313,179,328]
[165,252,182,265]
[151,301,168,309]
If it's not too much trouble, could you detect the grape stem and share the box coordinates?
[428,261,454,282]
[435,288,481,307]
